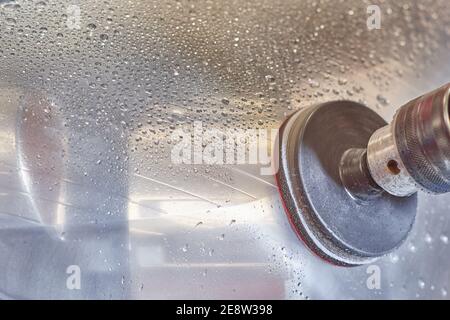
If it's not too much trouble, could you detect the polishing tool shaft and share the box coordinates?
[342,83,450,198]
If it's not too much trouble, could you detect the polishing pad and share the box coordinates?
[276,101,417,266]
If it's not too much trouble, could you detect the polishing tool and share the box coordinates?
[276,83,450,266]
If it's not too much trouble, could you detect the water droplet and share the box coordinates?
[389,253,399,264]
[337,78,348,85]
[308,78,320,88]
[418,279,425,289]
[265,75,275,82]
[376,94,389,106]
[6,17,16,24]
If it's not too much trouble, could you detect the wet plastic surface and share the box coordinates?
[1,0,450,299]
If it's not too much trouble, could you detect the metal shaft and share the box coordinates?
[341,83,450,199]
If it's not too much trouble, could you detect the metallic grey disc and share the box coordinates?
[277,101,418,266]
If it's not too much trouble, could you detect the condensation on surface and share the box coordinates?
[0,0,450,299]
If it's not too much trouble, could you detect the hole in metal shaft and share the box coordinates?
[387,159,401,175]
